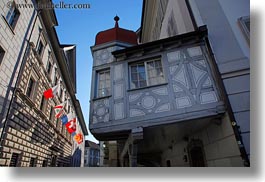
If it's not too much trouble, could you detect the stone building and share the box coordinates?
[0,0,88,167]
[89,0,249,167]
[84,140,100,167]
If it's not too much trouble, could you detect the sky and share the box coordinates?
[53,0,143,143]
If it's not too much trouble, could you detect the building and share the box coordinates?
[84,140,100,167]
[89,0,249,167]
[0,0,88,167]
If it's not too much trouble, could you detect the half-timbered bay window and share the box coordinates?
[97,69,111,98]
[129,59,165,89]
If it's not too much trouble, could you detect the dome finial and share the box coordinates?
[114,15,119,28]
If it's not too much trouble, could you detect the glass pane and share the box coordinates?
[148,69,156,78]
[105,80,111,87]
[155,60,162,68]
[105,88,110,95]
[99,73,105,80]
[140,81,147,88]
[137,65,145,73]
[99,81,105,89]
[147,61,155,70]
[131,66,137,73]
[131,73,138,80]
[139,72,146,81]
[159,76,165,83]
[131,80,138,89]
[105,72,110,80]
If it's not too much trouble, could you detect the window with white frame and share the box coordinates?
[5,1,20,30]
[96,70,111,98]
[130,59,165,89]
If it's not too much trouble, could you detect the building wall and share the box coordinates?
[190,0,250,158]
[161,113,243,167]
[0,0,86,167]
[84,146,100,167]
[141,0,194,43]
[0,0,35,138]
[139,0,250,164]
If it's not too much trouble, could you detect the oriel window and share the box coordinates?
[97,70,111,98]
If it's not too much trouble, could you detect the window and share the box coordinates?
[0,46,5,65]
[29,157,37,167]
[26,77,35,98]
[238,16,250,43]
[37,40,44,56]
[40,95,47,112]
[46,60,52,75]
[187,139,206,167]
[9,152,20,167]
[54,68,58,85]
[42,160,48,167]
[97,70,111,98]
[130,59,165,89]
[51,155,57,167]
[166,160,171,167]
[49,107,55,121]
[5,2,20,29]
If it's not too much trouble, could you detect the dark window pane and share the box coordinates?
[137,65,145,73]
[37,41,44,55]
[26,78,34,97]
[140,81,147,88]
[9,153,19,167]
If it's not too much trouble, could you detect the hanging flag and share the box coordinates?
[43,85,59,99]
[60,113,75,125]
[65,117,76,134]
[74,133,83,144]
[54,102,66,118]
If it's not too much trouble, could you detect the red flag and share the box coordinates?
[43,85,59,99]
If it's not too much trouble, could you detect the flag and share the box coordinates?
[60,113,75,125]
[74,133,83,144]
[65,117,76,134]
[43,85,59,99]
[54,102,65,118]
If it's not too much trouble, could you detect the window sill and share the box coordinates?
[127,82,168,92]
[92,95,112,101]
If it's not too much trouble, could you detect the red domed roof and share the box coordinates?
[95,16,138,46]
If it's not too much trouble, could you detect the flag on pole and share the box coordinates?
[43,85,59,99]
[74,133,83,144]
[54,102,66,118]
[65,117,76,134]
[60,113,75,125]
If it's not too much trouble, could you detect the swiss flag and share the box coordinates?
[65,117,76,134]
[43,85,59,99]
